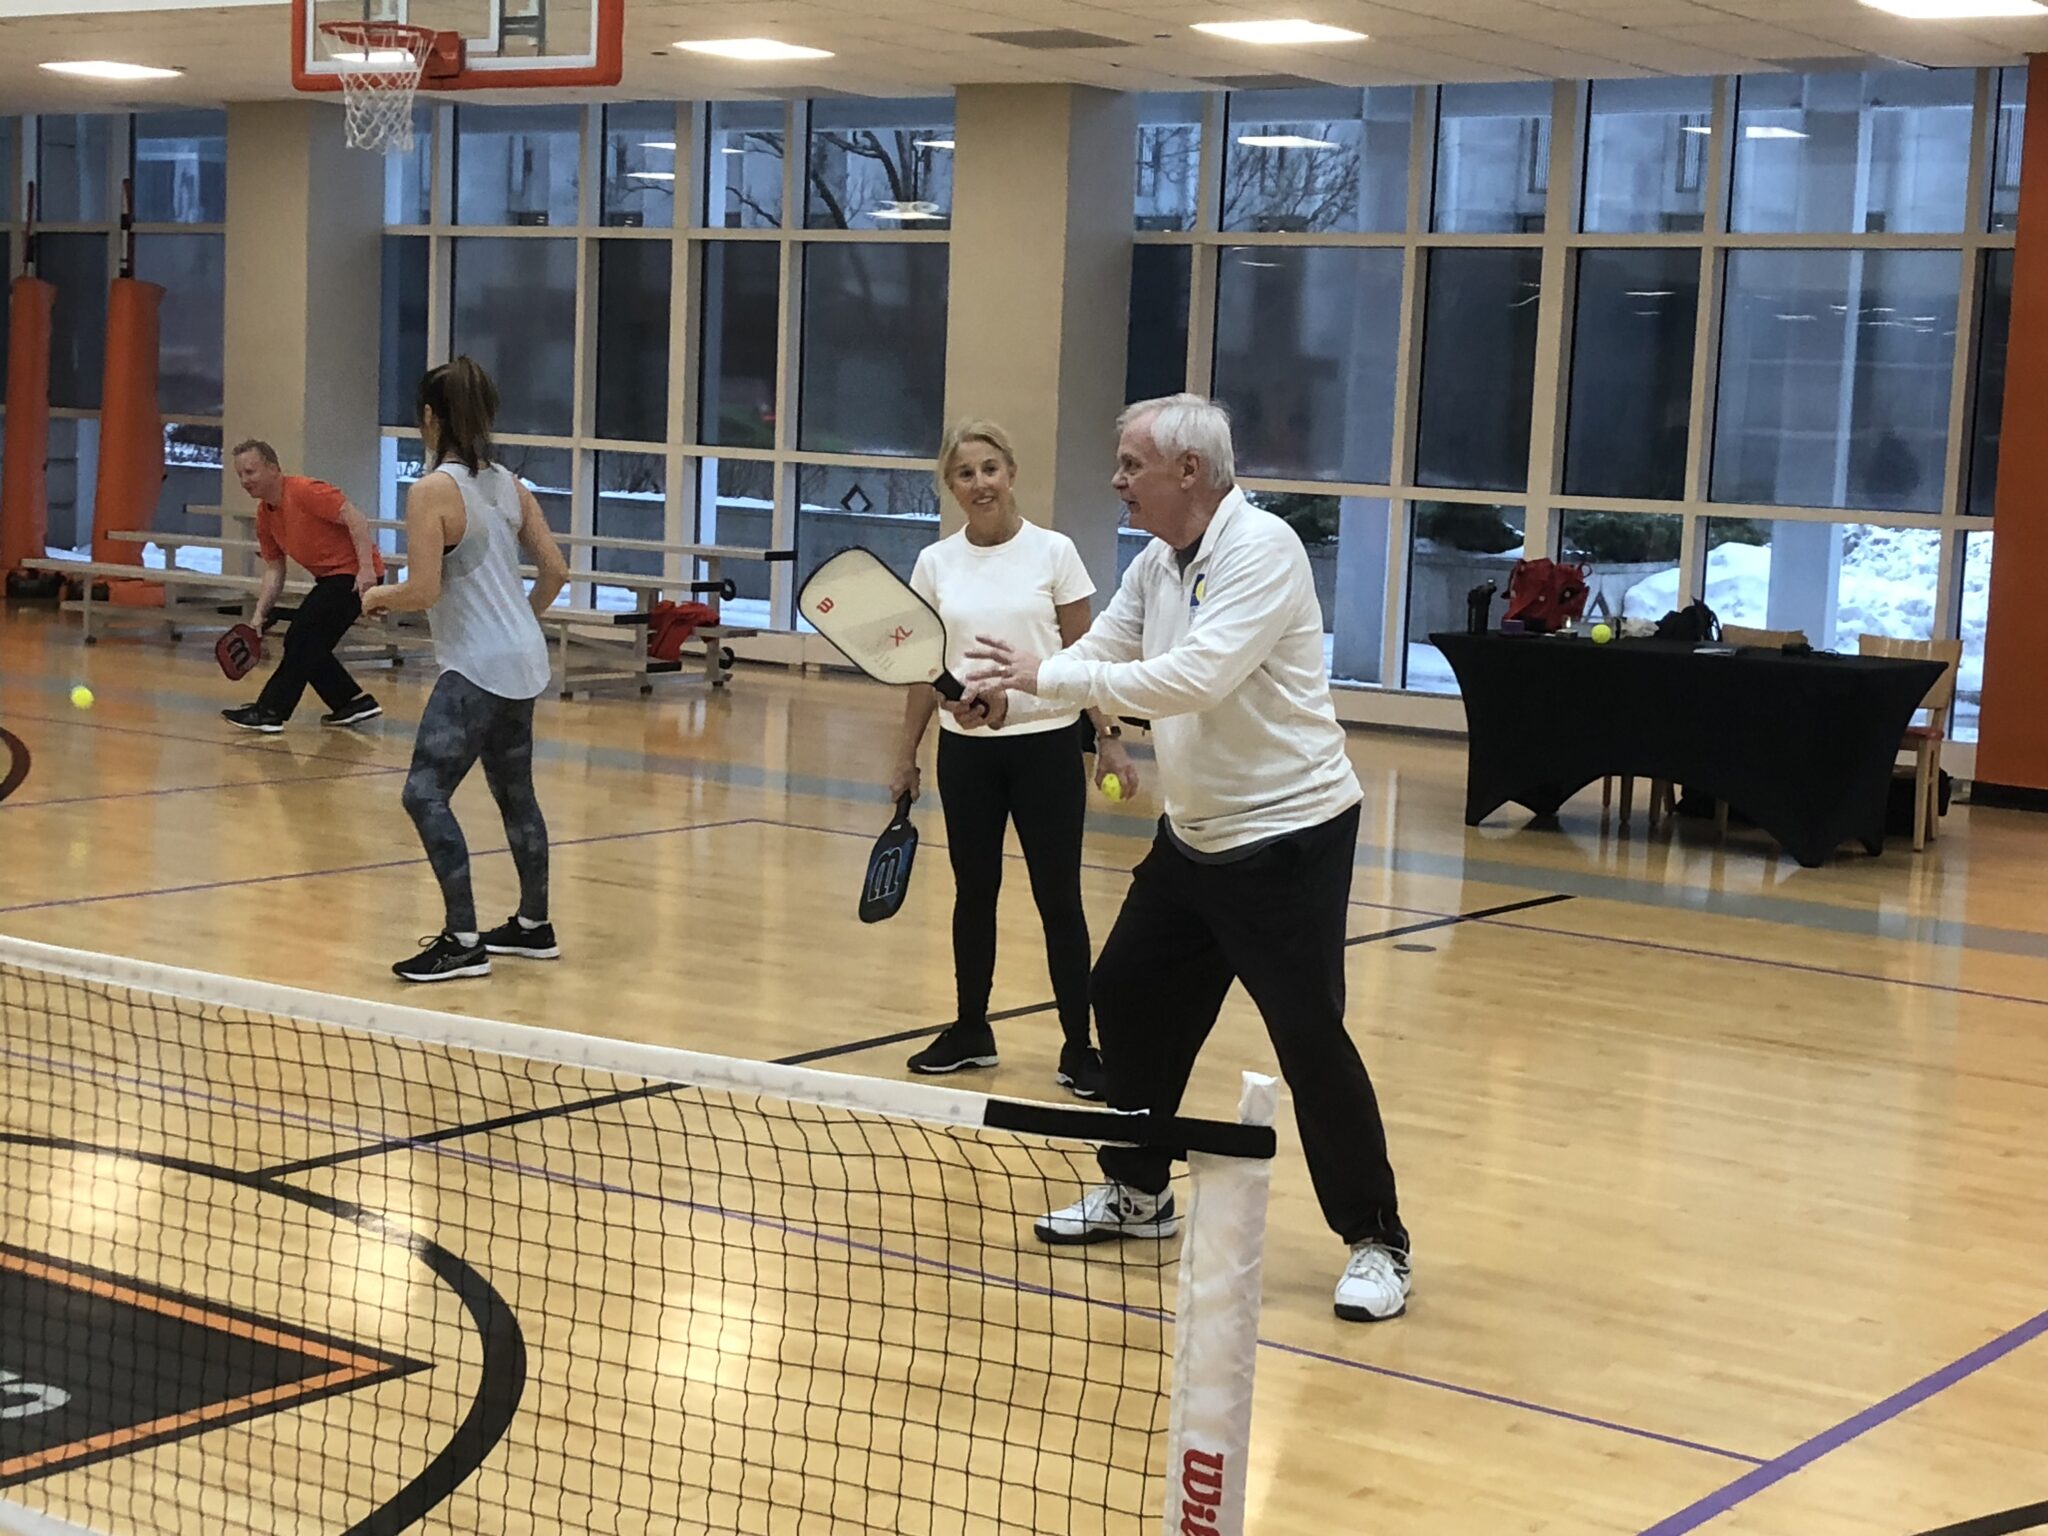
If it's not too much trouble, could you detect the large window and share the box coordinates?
[1434,84,1551,234]
[1582,78,1710,235]
[1565,249,1700,501]
[799,243,948,457]
[1126,245,1190,404]
[132,234,225,417]
[37,115,114,223]
[699,242,779,449]
[601,103,677,229]
[1222,87,1410,234]
[44,233,110,411]
[1213,246,1402,483]
[806,99,954,231]
[1136,95,1202,232]
[456,104,580,226]
[1731,70,1975,235]
[380,236,430,428]
[595,239,671,442]
[1704,519,1941,653]
[1712,249,1959,514]
[707,102,784,230]
[1970,250,2014,518]
[1416,249,1542,491]
[133,111,225,224]
[450,237,578,435]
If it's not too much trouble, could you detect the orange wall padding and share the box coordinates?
[0,276,55,576]
[88,277,165,569]
[1978,55,2048,793]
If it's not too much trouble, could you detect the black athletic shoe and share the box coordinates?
[321,694,382,727]
[392,932,491,983]
[1056,1044,1106,1101]
[482,916,560,960]
[222,703,285,733]
[907,1023,999,1075]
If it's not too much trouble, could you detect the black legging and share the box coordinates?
[401,670,549,934]
[936,723,1091,1047]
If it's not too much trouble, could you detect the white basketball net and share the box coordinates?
[320,21,435,154]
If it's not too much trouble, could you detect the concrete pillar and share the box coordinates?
[944,85,1136,595]
[223,102,381,505]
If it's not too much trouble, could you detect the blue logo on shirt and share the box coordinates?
[1190,575,1208,613]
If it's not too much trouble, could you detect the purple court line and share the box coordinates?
[0,816,753,916]
[3,1038,1765,1470]
[1258,1338,1762,1467]
[1637,1305,2048,1535]
[1481,917,2048,1015]
[0,763,404,811]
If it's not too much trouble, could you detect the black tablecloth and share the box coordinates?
[1430,633,1945,867]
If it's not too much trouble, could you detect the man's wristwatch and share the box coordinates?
[1100,723,1122,741]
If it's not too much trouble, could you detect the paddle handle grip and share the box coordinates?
[933,670,990,718]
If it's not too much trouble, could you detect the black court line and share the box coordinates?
[773,1002,1057,1068]
[1914,1503,2048,1536]
[257,896,1579,1174]
[255,1080,694,1179]
[1346,892,1575,947]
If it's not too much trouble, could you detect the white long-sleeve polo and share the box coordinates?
[1035,489,1362,855]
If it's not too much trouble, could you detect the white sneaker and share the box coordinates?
[1334,1241,1411,1322]
[1033,1183,1180,1245]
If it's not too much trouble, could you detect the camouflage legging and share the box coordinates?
[401,670,548,935]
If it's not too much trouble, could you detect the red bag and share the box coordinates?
[1503,559,1590,634]
[648,600,717,663]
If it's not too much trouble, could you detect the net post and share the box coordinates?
[1163,1071,1277,1536]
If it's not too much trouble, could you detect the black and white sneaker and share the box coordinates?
[1034,1183,1180,1245]
[482,916,560,960]
[222,703,285,733]
[907,1023,999,1075]
[321,694,382,727]
[392,932,491,983]
[1055,1044,1106,1101]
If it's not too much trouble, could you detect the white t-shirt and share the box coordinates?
[910,520,1096,736]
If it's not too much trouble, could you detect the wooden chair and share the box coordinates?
[1856,634,1964,852]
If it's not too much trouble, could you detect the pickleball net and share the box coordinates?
[0,933,1274,1536]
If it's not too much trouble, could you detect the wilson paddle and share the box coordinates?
[797,548,984,714]
[859,792,920,924]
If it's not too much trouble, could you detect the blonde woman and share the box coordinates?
[890,421,1136,1098]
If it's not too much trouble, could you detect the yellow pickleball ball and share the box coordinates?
[1101,773,1123,802]
[69,685,94,709]
[1590,623,1613,645]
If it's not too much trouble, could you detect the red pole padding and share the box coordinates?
[89,276,165,571]
[0,276,56,577]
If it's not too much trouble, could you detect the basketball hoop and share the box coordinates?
[318,19,437,154]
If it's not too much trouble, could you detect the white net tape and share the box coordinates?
[321,22,434,154]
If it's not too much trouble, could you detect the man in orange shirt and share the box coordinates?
[222,440,387,732]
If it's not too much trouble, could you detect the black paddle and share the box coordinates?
[0,727,29,804]
[859,793,920,924]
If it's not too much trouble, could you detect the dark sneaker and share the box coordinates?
[321,694,382,727]
[907,1023,1000,1075]
[1055,1044,1106,1101]
[222,703,284,733]
[392,932,491,983]
[482,916,560,960]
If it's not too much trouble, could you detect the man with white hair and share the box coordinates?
[956,393,1411,1322]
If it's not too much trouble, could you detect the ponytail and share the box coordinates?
[417,356,498,474]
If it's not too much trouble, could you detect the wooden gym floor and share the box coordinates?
[2,602,2046,1536]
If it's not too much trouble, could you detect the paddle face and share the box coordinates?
[215,624,263,681]
[799,548,959,695]
[0,727,29,804]
[859,793,919,924]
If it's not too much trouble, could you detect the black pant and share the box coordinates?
[401,670,548,935]
[256,574,364,719]
[936,724,1091,1048]
[1093,804,1407,1251]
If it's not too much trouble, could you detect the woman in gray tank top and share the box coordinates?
[362,357,571,982]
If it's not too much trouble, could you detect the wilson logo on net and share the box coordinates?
[1179,1447,1227,1536]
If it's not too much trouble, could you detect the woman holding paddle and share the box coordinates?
[888,420,1136,1099]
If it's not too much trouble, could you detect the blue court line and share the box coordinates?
[1637,1305,2048,1535]
[10,667,2048,963]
